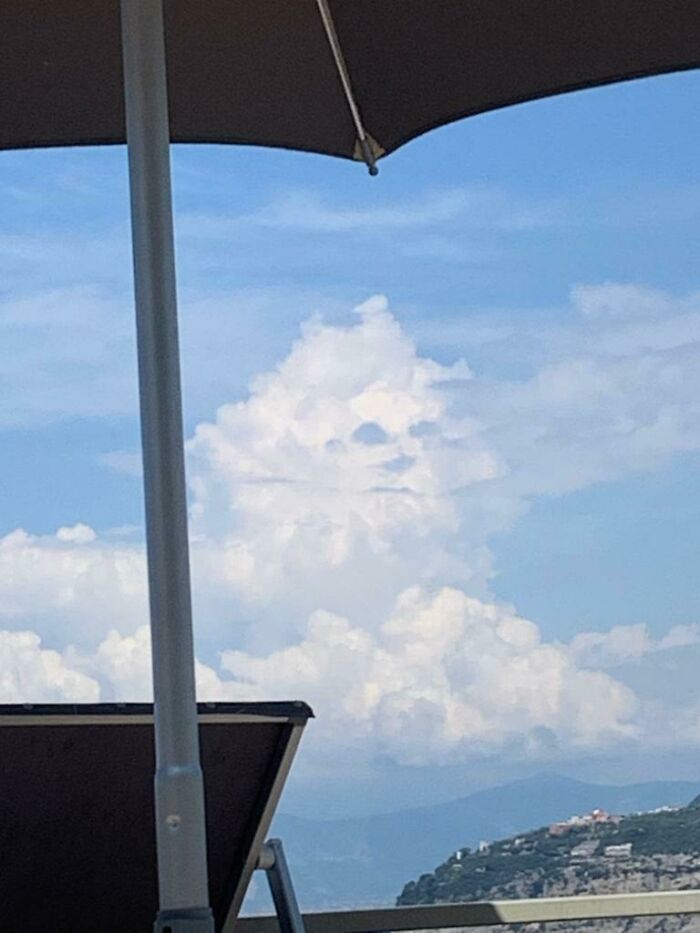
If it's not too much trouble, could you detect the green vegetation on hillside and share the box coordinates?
[397,798,700,907]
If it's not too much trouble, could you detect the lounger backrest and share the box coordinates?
[0,701,312,933]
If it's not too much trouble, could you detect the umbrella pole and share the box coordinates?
[120,1,214,931]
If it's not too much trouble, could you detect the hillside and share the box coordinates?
[397,793,700,932]
[246,775,700,911]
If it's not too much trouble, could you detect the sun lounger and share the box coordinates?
[0,701,312,933]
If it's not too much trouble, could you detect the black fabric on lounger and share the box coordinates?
[0,702,312,933]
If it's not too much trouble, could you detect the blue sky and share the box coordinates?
[1,69,700,816]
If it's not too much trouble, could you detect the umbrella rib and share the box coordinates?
[315,0,380,175]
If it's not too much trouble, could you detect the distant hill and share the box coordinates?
[397,791,700,932]
[250,775,700,911]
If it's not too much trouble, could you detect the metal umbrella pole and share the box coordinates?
[120,1,214,931]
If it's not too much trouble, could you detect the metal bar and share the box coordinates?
[235,890,700,933]
[0,713,304,728]
[223,726,306,933]
[256,844,277,873]
[120,1,213,930]
[314,0,381,175]
[262,839,307,933]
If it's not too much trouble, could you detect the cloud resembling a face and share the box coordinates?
[1,287,700,769]
[187,295,502,632]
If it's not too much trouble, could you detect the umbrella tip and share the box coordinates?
[358,137,379,176]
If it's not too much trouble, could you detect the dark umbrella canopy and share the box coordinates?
[2,0,699,164]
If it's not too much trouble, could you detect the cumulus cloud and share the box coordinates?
[0,624,239,707]
[2,288,700,767]
[56,523,97,544]
[188,295,501,626]
[0,629,98,702]
[84,624,242,703]
[0,526,147,645]
[2,597,690,768]
[220,587,638,765]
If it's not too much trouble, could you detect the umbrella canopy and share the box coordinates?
[2,0,699,166]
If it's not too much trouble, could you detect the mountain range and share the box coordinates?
[246,774,700,911]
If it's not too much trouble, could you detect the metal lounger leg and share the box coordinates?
[259,839,307,933]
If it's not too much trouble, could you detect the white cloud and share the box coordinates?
[2,288,700,767]
[56,523,97,544]
[186,186,559,236]
[457,284,700,507]
[0,526,147,645]
[0,587,645,766]
[85,624,242,703]
[0,622,240,707]
[0,629,98,702]
[1,594,691,769]
[220,587,638,765]
[188,295,501,621]
[570,623,700,669]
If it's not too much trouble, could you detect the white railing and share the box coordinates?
[238,890,700,932]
